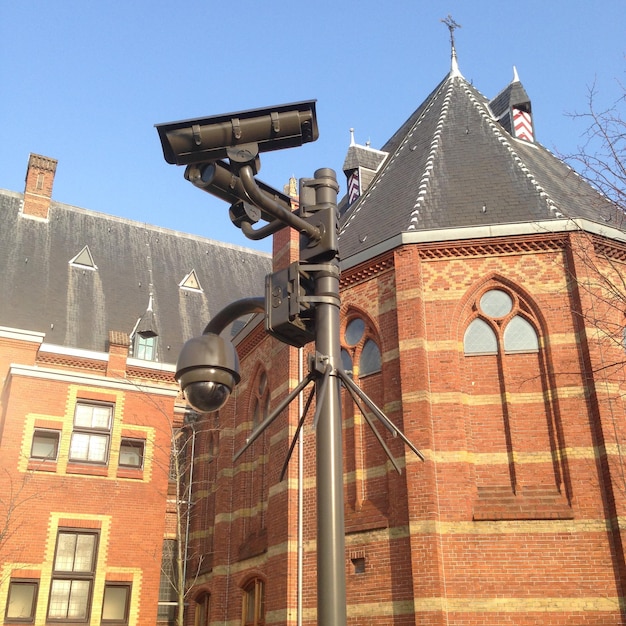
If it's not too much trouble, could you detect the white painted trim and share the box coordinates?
[127,357,176,373]
[39,343,109,361]
[0,327,45,344]
[9,364,178,396]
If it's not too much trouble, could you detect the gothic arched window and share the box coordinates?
[462,285,568,519]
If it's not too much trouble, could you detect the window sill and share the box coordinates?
[345,500,389,533]
[28,459,58,472]
[66,463,109,477]
[117,467,144,479]
[473,486,573,521]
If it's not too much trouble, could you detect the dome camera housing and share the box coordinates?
[176,334,241,413]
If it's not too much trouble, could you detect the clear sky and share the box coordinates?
[1,1,624,253]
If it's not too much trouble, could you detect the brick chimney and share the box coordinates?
[23,153,58,219]
[106,330,130,377]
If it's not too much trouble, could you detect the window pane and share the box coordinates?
[359,339,381,376]
[102,585,130,621]
[136,335,155,360]
[120,440,144,468]
[74,534,96,572]
[67,580,90,619]
[341,348,353,378]
[48,579,72,618]
[55,532,96,573]
[69,433,90,461]
[345,318,365,345]
[48,580,90,619]
[31,430,59,459]
[480,289,513,317]
[70,433,108,463]
[74,403,111,429]
[503,315,539,352]
[55,533,78,571]
[7,581,37,619]
[464,319,498,354]
[92,406,112,429]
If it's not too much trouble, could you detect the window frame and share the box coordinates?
[118,438,145,469]
[194,593,210,626]
[69,402,113,465]
[133,333,157,361]
[157,539,178,624]
[101,582,132,624]
[241,577,265,626]
[5,579,39,622]
[341,315,382,379]
[47,529,99,622]
[463,288,540,356]
[30,429,61,461]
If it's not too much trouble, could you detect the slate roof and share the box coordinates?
[338,70,623,261]
[0,190,271,361]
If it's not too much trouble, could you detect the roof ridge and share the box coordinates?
[458,81,564,218]
[407,78,458,231]
[339,75,456,237]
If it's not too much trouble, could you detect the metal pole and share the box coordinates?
[311,168,346,626]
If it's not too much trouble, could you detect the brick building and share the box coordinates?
[0,155,271,624]
[183,56,626,625]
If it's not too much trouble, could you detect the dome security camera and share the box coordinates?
[176,334,241,413]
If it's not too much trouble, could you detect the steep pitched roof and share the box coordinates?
[0,190,271,361]
[339,71,623,260]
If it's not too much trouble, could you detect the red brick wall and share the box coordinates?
[184,232,626,625]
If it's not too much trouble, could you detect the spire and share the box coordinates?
[137,292,158,338]
[442,15,463,78]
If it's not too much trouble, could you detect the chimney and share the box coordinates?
[23,153,58,219]
[107,331,130,377]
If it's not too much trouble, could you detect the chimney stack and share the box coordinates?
[23,153,57,220]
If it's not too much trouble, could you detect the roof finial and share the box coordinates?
[349,128,356,146]
[512,65,520,83]
[441,14,462,77]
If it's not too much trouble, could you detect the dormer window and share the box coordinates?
[133,333,156,360]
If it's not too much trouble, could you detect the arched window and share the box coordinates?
[340,312,388,521]
[504,315,539,352]
[242,367,270,546]
[194,593,210,626]
[242,578,265,626]
[461,285,567,518]
[464,289,539,355]
[464,318,498,354]
[342,317,382,378]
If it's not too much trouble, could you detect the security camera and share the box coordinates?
[184,160,293,223]
[156,100,318,166]
[175,333,241,413]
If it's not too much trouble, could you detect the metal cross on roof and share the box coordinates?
[441,14,462,49]
[441,15,462,76]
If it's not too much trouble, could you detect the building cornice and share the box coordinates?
[340,218,626,270]
[9,363,178,396]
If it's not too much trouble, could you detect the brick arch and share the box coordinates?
[457,275,572,520]
[339,304,389,526]
[455,272,548,339]
[238,363,270,559]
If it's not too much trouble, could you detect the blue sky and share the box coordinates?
[1,1,624,253]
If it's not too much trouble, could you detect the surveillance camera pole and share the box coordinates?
[220,163,347,625]
[158,105,347,623]
[305,169,346,626]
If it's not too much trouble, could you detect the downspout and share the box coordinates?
[297,347,304,626]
